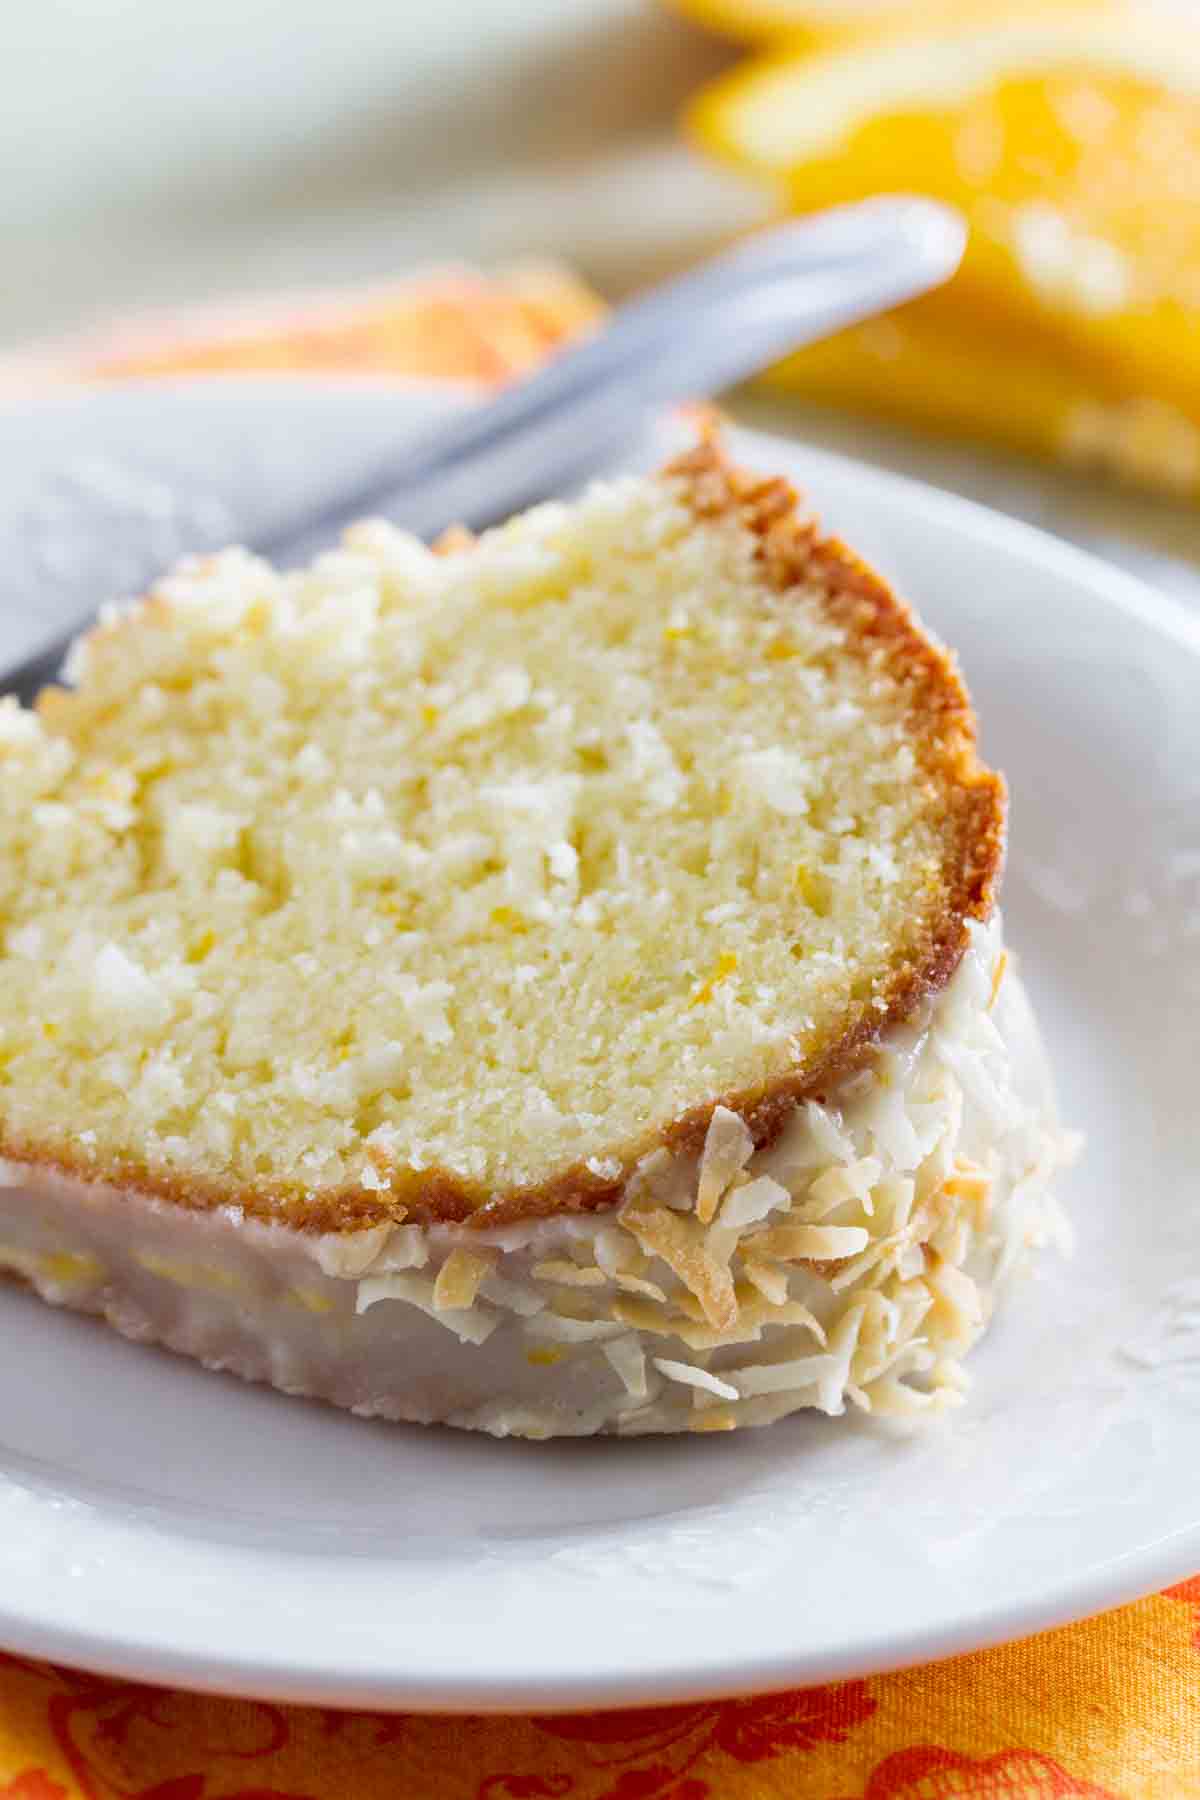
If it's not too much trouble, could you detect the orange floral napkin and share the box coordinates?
[0,1588,1198,1799]
[2,266,1198,1800]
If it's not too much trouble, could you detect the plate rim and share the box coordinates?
[0,1520,1196,1713]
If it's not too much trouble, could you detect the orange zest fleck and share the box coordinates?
[490,905,530,934]
[690,950,739,1007]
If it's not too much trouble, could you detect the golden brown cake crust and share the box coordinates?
[2,436,1005,1233]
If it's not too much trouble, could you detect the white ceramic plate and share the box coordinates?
[1,379,1198,1712]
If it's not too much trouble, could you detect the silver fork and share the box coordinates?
[2,197,964,705]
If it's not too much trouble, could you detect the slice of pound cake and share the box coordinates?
[0,437,1075,1437]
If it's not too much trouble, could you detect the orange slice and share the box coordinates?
[689,15,1200,480]
[770,299,1200,497]
[663,0,1105,51]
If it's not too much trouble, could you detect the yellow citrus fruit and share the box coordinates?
[664,0,1104,51]
[689,14,1200,491]
[770,297,1200,497]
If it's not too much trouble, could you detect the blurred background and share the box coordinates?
[4,0,1199,584]
[3,0,751,341]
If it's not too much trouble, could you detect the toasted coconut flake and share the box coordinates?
[988,950,1009,1011]
[315,1225,391,1279]
[804,1156,882,1219]
[879,1174,917,1235]
[829,1245,893,1293]
[614,1270,669,1303]
[943,1158,992,1220]
[741,1256,790,1307]
[611,1298,752,1353]
[532,1258,608,1288]
[930,1210,969,1264]
[604,1335,649,1399]
[729,1352,835,1397]
[669,1292,826,1351]
[433,1247,496,1311]
[696,1105,754,1223]
[622,1201,738,1330]
[529,1311,627,1343]
[719,1173,789,1231]
[752,1222,870,1262]
[665,1317,766,1353]
[627,1146,674,1204]
[900,1276,935,1321]
[750,1297,827,1346]
[593,1225,640,1277]
[376,1223,430,1271]
[652,1358,739,1402]
[818,1301,866,1416]
[854,1334,925,1390]
[913,1088,963,1202]
[356,1272,499,1345]
[926,1256,985,1346]
[802,1100,855,1165]
[480,1270,546,1317]
[895,1242,926,1280]
[612,1295,677,1336]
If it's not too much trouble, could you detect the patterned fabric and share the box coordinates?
[2,266,1198,1799]
[0,1590,1198,1797]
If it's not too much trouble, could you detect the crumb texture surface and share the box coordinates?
[0,445,1002,1224]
